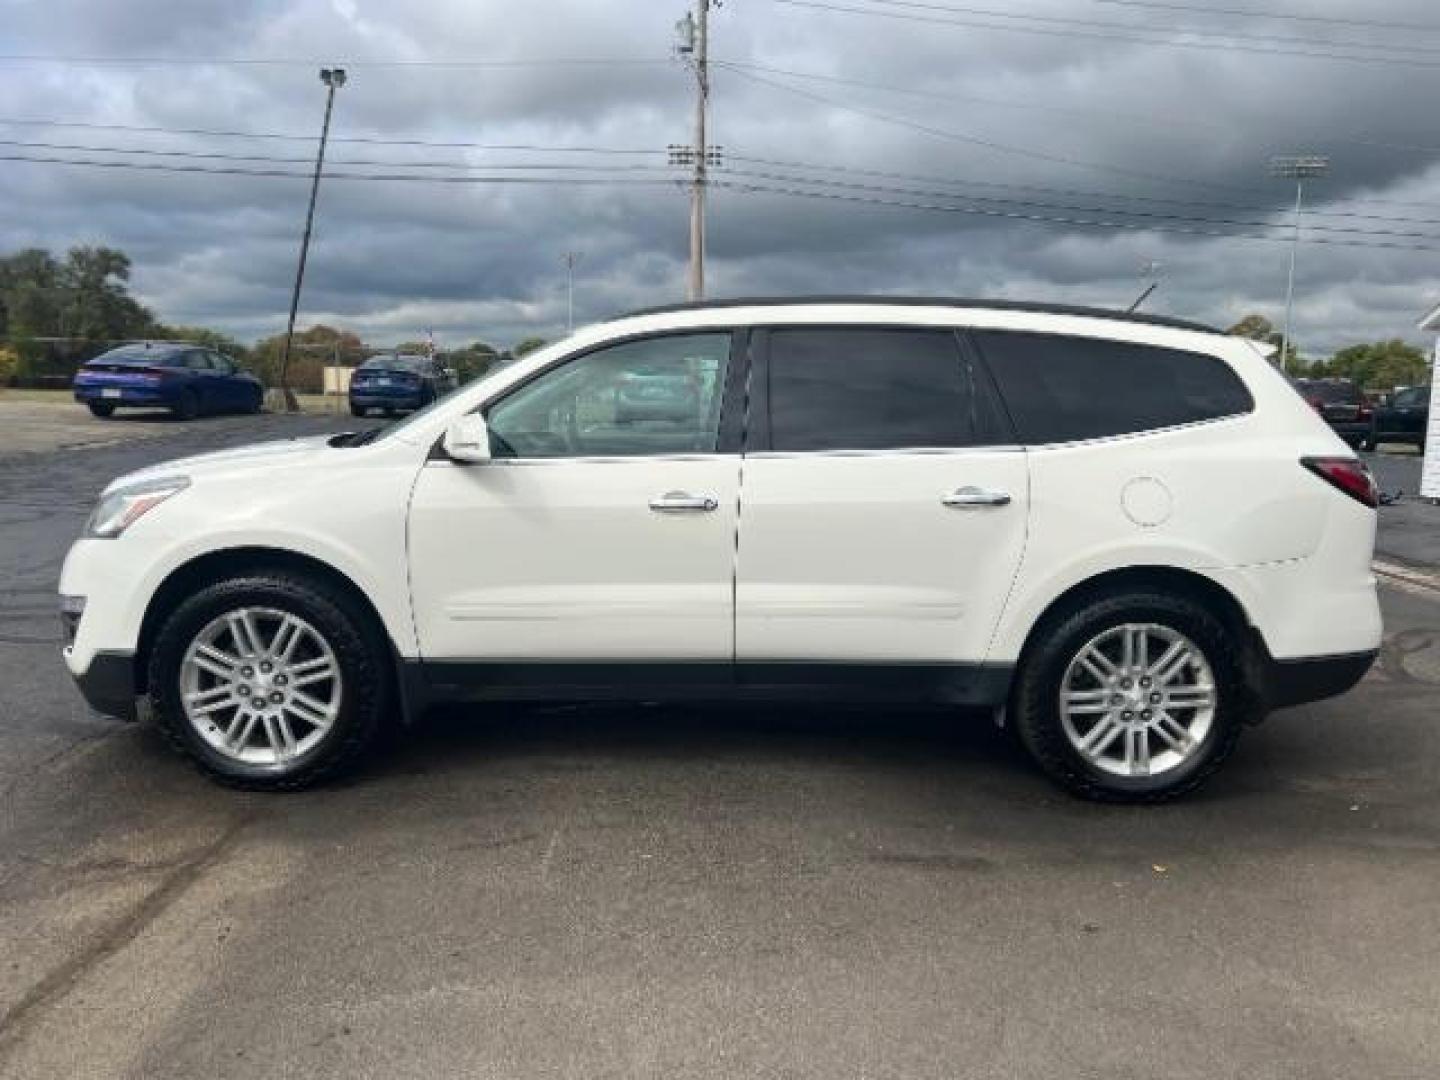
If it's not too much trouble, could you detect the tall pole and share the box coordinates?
[1280,178,1303,376]
[277,67,346,401]
[1268,154,1328,375]
[688,0,710,301]
[564,251,582,334]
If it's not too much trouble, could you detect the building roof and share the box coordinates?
[616,296,1222,335]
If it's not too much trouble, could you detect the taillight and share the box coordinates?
[1304,396,1324,412]
[1357,403,1373,420]
[1301,456,1378,508]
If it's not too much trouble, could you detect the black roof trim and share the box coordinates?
[613,296,1221,335]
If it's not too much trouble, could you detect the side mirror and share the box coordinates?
[443,413,492,464]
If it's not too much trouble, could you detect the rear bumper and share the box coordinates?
[1261,648,1377,709]
[68,648,138,720]
[350,390,426,409]
[74,386,173,406]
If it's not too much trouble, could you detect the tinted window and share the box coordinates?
[1307,380,1361,404]
[766,328,1003,451]
[1396,387,1428,408]
[974,331,1252,444]
[486,333,731,458]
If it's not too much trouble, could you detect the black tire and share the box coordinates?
[172,389,200,421]
[87,401,116,418]
[349,403,366,418]
[148,572,390,791]
[1009,590,1254,803]
[1358,430,1377,452]
[246,389,264,415]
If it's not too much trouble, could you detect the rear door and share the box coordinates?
[735,326,1029,669]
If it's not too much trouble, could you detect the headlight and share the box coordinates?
[85,476,190,538]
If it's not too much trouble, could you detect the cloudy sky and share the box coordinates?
[4,0,1440,355]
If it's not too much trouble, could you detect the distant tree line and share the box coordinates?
[1228,313,1431,390]
[0,244,549,391]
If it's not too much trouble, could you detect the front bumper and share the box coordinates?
[68,648,138,720]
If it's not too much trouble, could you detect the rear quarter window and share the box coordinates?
[972,330,1253,444]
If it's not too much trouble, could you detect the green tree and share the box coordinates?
[443,341,501,383]
[513,336,548,358]
[1313,340,1430,391]
[250,325,364,391]
[1227,313,1297,368]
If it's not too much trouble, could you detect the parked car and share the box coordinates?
[59,298,1380,802]
[348,353,456,417]
[1291,377,1371,447]
[72,342,263,420]
[1361,384,1429,451]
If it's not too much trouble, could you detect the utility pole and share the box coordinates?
[276,67,347,406]
[1268,154,1328,374]
[672,2,720,301]
[563,251,582,334]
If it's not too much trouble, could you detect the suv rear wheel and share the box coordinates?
[148,572,389,790]
[1010,591,1251,802]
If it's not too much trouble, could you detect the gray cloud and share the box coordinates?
[4,0,1440,355]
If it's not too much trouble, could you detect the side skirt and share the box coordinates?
[409,660,1015,708]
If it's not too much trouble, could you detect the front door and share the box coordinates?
[408,331,743,665]
[736,326,1029,667]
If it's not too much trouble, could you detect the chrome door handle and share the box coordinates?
[942,486,1012,509]
[649,491,719,513]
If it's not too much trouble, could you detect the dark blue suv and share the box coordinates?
[73,343,263,420]
[349,354,456,417]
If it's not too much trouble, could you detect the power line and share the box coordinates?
[720,166,1440,242]
[724,156,1440,229]
[0,137,666,172]
[0,152,685,187]
[1089,0,1440,34]
[0,116,659,154]
[855,0,1440,54]
[717,59,1226,132]
[717,61,1273,194]
[766,0,1440,69]
[709,177,1440,254]
[0,54,673,69]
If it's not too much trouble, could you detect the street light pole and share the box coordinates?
[1269,154,1328,374]
[277,67,346,405]
[564,251,582,334]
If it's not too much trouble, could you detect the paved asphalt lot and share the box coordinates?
[1,410,1439,1078]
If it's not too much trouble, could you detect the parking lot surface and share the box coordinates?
[2,414,1438,1078]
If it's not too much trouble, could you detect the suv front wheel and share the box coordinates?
[1010,591,1252,802]
[148,572,389,790]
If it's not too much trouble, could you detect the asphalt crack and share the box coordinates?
[0,813,254,1062]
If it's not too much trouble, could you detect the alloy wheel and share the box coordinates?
[1058,622,1217,778]
[179,606,343,768]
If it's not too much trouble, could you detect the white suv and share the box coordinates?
[59,299,1382,801]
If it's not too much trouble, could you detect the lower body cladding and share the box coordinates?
[70,649,1378,722]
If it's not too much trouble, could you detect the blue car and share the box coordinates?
[349,354,456,417]
[73,342,264,420]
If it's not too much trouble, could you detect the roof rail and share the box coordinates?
[612,295,1221,335]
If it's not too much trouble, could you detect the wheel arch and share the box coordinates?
[1010,564,1257,672]
[135,546,400,698]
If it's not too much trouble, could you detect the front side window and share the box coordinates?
[974,331,1253,444]
[485,333,731,458]
[765,328,1005,452]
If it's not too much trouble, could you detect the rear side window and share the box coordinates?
[973,331,1252,444]
[765,328,1007,451]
